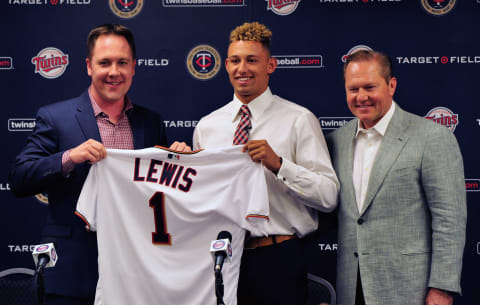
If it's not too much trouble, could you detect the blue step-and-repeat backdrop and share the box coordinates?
[1,1,479,304]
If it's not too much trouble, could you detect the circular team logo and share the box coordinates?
[341,45,374,63]
[186,45,221,81]
[51,248,57,261]
[266,0,301,16]
[35,193,49,205]
[213,240,226,249]
[36,245,49,252]
[109,0,143,19]
[424,107,459,132]
[420,0,456,16]
[31,47,69,79]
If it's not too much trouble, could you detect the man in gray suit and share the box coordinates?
[327,50,466,305]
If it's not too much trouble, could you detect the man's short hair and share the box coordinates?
[344,50,393,83]
[87,24,136,59]
[229,22,272,54]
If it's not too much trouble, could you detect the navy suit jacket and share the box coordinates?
[9,90,167,297]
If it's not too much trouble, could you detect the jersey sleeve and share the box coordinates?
[241,162,270,236]
[75,164,99,232]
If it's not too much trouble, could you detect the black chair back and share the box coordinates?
[306,272,336,305]
[0,268,39,305]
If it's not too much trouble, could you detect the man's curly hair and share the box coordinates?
[229,22,272,53]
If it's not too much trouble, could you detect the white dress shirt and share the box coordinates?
[353,102,396,212]
[193,87,339,237]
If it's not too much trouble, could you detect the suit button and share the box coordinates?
[354,252,358,258]
[357,218,364,225]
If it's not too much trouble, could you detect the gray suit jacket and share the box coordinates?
[326,105,466,305]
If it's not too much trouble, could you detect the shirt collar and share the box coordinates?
[88,86,133,118]
[231,87,273,122]
[355,101,396,137]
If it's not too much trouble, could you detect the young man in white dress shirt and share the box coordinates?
[193,22,339,305]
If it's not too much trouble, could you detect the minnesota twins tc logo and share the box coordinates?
[420,0,456,16]
[109,0,143,19]
[186,45,221,81]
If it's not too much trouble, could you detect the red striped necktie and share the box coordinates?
[233,105,251,145]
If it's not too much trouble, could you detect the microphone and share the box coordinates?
[209,231,232,272]
[32,243,58,274]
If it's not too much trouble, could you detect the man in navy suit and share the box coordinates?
[9,24,187,305]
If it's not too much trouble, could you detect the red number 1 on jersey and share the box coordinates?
[149,192,172,245]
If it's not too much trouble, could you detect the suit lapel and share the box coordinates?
[340,120,361,217]
[360,106,409,215]
[128,108,145,149]
[74,91,102,142]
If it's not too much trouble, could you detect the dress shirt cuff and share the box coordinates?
[276,157,297,184]
[61,150,75,177]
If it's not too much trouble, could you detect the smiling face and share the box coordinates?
[225,40,277,104]
[86,34,136,106]
[344,59,397,129]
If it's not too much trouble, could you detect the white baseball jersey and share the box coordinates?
[75,146,269,305]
